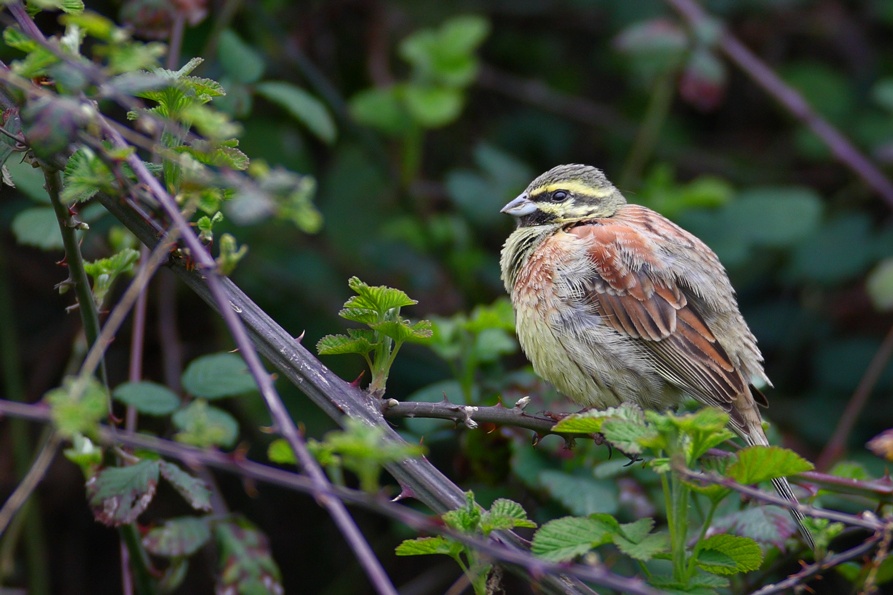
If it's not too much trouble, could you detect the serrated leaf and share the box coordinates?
[727,446,814,484]
[539,471,619,516]
[86,460,160,526]
[160,461,212,511]
[181,352,258,398]
[316,333,376,356]
[143,517,211,557]
[614,531,669,562]
[712,506,794,550]
[481,499,536,533]
[61,147,115,203]
[113,381,180,416]
[256,81,336,144]
[531,515,618,562]
[552,402,645,434]
[11,207,63,250]
[172,400,239,448]
[370,319,432,343]
[216,518,282,594]
[46,376,107,438]
[395,536,455,556]
[696,534,763,576]
[337,307,379,325]
[346,276,417,312]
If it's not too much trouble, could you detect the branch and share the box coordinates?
[752,533,883,595]
[382,396,596,445]
[0,398,661,595]
[675,465,886,532]
[664,0,893,208]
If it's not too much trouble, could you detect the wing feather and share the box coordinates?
[567,214,748,412]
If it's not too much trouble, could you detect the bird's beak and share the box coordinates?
[500,193,536,217]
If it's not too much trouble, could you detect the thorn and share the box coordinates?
[350,370,365,387]
[295,330,305,343]
[514,396,531,411]
[531,433,541,447]
[108,411,123,425]
[258,425,276,434]
[392,485,415,502]
[385,398,399,408]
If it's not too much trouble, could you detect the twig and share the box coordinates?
[43,166,109,388]
[0,398,657,595]
[817,322,893,471]
[383,397,586,444]
[664,0,893,208]
[751,533,883,595]
[676,465,885,532]
[0,431,61,535]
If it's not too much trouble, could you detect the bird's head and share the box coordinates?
[501,164,626,226]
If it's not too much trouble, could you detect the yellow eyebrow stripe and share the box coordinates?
[534,181,614,198]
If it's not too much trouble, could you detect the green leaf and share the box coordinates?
[172,400,239,448]
[614,531,669,562]
[370,319,433,343]
[113,381,180,416]
[267,438,296,465]
[481,499,536,534]
[11,207,63,250]
[218,29,265,84]
[786,214,875,284]
[712,506,794,550]
[143,516,211,557]
[696,534,763,576]
[346,276,417,312]
[86,460,160,526]
[395,536,456,556]
[181,352,258,399]
[159,461,212,511]
[726,446,814,484]
[442,492,481,532]
[531,515,618,562]
[63,434,103,471]
[316,332,376,356]
[61,147,115,203]
[349,86,413,136]
[403,84,463,128]
[256,81,336,144]
[552,402,643,434]
[46,376,107,438]
[539,471,619,516]
[727,187,823,248]
[5,159,50,202]
[216,518,282,594]
[866,258,893,311]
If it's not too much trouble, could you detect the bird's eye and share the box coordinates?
[550,190,569,202]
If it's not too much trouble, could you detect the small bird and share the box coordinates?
[500,163,814,550]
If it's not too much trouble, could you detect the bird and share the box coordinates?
[499,163,814,550]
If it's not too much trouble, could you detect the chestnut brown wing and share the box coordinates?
[566,215,747,413]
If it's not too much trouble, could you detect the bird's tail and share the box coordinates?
[743,426,816,551]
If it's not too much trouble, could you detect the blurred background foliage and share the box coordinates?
[4,0,893,592]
